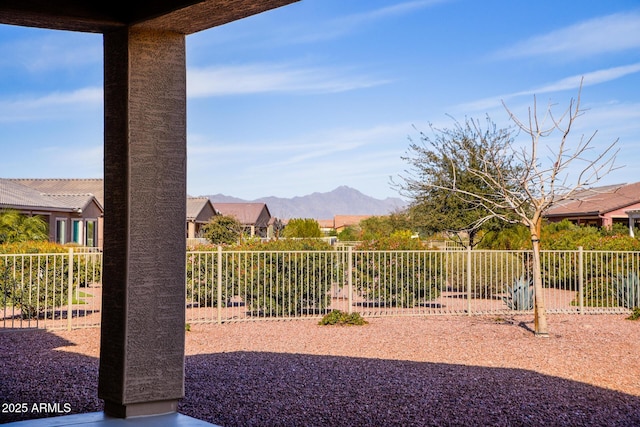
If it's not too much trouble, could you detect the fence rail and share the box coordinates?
[0,248,102,330]
[2,247,637,330]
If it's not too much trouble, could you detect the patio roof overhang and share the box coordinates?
[0,0,298,34]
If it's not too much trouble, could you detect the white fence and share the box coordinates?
[0,248,102,330]
[2,248,637,330]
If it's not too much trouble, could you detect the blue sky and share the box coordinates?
[1,0,640,200]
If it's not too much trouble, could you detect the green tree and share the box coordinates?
[396,116,518,249]
[282,218,322,238]
[201,215,243,245]
[359,212,413,240]
[0,210,48,244]
[337,225,361,241]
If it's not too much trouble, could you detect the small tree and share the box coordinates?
[201,215,243,245]
[400,82,619,336]
[282,218,323,238]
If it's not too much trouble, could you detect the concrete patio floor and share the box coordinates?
[5,412,219,427]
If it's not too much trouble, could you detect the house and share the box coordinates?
[186,197,217,239]
[9,178,104,207]
[212,202,274,238]
[317,219,336,234]
[0,178,103,247]
[318,215,372,234]
[3,179,222,247]
[543,182,640,229]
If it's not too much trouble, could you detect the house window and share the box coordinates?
[85,220,97,247]
[72,220,83,245]
[56,219,67,244]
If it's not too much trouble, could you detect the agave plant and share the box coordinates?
[614,272,640,309]
[503,276,534,311]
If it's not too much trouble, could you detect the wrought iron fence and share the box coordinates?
[1,247,637,330]
[0,248,102,330]
[186,247,636,324]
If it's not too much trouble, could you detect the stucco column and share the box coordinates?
[99,28,187,418]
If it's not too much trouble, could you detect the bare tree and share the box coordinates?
[413,82,620,336]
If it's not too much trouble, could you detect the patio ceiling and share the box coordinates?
[0,0,298,34]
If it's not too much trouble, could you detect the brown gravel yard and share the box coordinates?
[1,314,639,426]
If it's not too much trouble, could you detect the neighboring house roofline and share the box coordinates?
[543,182,640,218]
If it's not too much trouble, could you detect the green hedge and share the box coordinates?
[354,237,441,307]
[0,242,101,319]
[186,239,335,316]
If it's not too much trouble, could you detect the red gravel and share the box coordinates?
[1,314,639,426]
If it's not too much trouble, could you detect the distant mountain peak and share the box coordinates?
[205,186,406,219]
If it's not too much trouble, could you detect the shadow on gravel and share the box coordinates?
[0,330,102,424]
[2,332,640,426]
[180,351,640,427]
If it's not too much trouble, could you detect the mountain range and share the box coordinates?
[205,186,407,219]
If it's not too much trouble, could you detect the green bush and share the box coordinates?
[0,242,101,319]
[626,307,640,321]
[282,218,323,238]
[318,310,367,326]
[580,277,618,308]
[186,239,335,316]
[354,237,441,307]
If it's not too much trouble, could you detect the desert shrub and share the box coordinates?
[502,276,534,310]
[186,239,335,316]
[614,272,640,309]
[337,226,361,242]
[282,218,323,238]
[478,224,531,250]
[626,307,640,321]
[318,310,367,326]
[445,250,528,298]
[0,242,73,319]
[241,249,334,316]
[235,238,332,251]
[353,237,441,307]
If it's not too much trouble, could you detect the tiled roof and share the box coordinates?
[544,182,640,216]
[0,179,56,209]
[0,179,95,212]
[212,203,271,226]
[44,193,99,211]
[317,219,335,228]
[334,215,372,228]
[8,178,104,207]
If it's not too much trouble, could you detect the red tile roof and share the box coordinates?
[544,182,640,217]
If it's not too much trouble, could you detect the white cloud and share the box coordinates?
[282,0,452,44]
[0,87,102,122]
[187,63,389,97]
[495,11,640,60]
[457,63,640,112]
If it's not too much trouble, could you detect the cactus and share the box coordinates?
[503,276,534,311]
[614,272,640,309]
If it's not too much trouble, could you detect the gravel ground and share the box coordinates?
[1,314,639,426]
